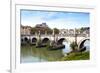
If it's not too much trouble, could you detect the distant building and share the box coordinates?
[59,29,76,36]
[59,29,68,35]
[68,29,75,34]
[21,25,31,35]
[35,23,48,28]
[34,23,51,34]
[20,23,90,37]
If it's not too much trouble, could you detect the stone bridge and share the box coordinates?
[21,33,89,49]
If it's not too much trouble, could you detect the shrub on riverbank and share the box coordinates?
[70,42,78,51]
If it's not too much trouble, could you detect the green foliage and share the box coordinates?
[30,27,37,34]
[80,27,84,33]
[36,39,41,46]
[53,28,59,34]
[80,27,90,33]
[46,43,52,49]
[30,27,53,35]
[30,26,60,35]
[46,28,53,34]
[61,52,90,61]
[70,42,78,51]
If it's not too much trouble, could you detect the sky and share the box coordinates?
[21,10,90,29]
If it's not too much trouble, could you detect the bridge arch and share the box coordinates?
[21,38,24,43]
[31,37,37,44]
[78,38,90,50]
[57,38,70,45]
[41,38,50,44]
[23,37,29,43]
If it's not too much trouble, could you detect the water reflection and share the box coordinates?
[21,40,90,63]
[21,56,46,63]
[62,40,90,55]
[21,46,63,63]
[62,42,72,55]
[84,40,90,52]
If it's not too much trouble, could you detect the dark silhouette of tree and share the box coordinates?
[70,42,78,51]
[53,28,59,34]
[30,27,37,34]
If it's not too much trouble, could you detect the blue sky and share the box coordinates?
[21,10,90,29]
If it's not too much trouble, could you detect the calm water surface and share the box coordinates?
[21,40,90,63]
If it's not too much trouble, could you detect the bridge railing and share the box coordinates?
[21,33,89,37]
[57,33,89,37]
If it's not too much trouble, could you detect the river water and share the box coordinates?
[20,40,90,63]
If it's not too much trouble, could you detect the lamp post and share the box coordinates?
[38,30,41,42]
[38,30,41,62]
[74,28,77,44]
[45,31,47,35]
[53,29,55,42]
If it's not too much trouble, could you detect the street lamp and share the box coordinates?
[74,28,77,44]
[53,29,56,43]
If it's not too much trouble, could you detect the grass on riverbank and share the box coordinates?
[61,51,90,61]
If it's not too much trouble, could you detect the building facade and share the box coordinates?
[21,25,31,35]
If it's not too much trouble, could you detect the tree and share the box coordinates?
[70,42,78,51]
[53,28,59,34]
[47,29,53,34]
[30,27,37,35]
[80,27,84,33]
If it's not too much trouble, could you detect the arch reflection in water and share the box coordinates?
[83,40,90,52]
[62,41,72,55]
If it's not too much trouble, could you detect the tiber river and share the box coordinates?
[20,40,90,63]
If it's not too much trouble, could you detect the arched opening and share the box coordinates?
[57,38,66,45]
[57,38,72,54]
[42,38,50,45]
[79,39,90,52]
[32,38,37,44]
[24,37,29,43]
[21,38,24,43]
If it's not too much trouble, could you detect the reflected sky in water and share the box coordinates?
[62,40,90,54]
[62,42,72,54]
